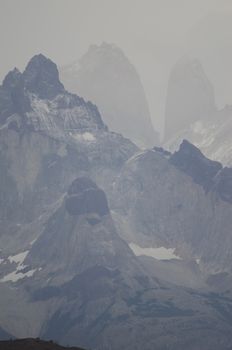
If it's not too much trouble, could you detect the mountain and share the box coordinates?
[0,53,137,250]
[111,140,232,274]
[164,57,216,142]
[60,43,159,148]
[1,178,232,350]
[2,54,232,350]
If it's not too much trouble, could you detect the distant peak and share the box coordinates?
[23,54,64,99]
[81,42,127,64]
[89,42,121,52]
[99,42,121,51]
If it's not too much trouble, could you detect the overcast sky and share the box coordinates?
[1,0,232,132]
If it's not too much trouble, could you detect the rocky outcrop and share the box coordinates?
[60,43,159,148]
[65,177,109,217]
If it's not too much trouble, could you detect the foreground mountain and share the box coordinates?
[0,338,85,350]
[60,43,159,148]
[164,57,216,142]
[1,178,232,350]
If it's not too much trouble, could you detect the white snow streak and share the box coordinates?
[129,243,182,260]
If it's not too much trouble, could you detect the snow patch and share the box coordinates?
[1,268,37,283]
[129,243,182,260]
[0,250,39,283]
[73,132,96,142]
[82,132,96,141]
[31,97,50,114]
[8,251,29,264]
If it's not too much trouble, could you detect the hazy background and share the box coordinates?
[1,0,232,133]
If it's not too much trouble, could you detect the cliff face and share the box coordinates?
[60,43,159,148]
[164,57,216,141]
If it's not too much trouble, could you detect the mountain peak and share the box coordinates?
[178,139,203,155]
[170,140,222,190]
[85,42,124,56]
[23,54,64,99]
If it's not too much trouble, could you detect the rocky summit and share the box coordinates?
[170,139,222,191]
[23,54,65,100]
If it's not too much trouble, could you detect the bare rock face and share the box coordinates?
[170,140,222,191]
[164,105,232,167]
[60,43,159,148]
[164,57,216,141]
[23,54,65,100]
[65,177,109,217]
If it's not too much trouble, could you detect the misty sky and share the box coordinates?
[1,0,232,133]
